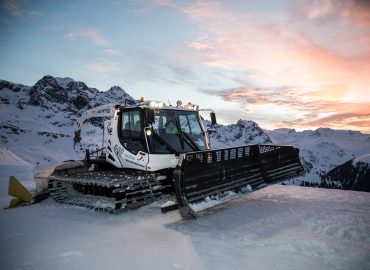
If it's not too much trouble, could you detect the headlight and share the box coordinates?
[149,101,164,108]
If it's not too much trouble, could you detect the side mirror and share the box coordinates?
[210,112,217,126]
[145,108,155,125]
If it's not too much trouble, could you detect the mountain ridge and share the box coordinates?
[1,75,369,190]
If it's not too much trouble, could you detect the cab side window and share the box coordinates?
[120,110,145,154]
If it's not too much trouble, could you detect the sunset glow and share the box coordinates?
[1,0,369,132]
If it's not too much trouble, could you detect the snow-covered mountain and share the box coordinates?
[322,154,370,191]
[0,75,134,165]
[1,75,369,191]
[266,128,370,188]
[205,119,272,148]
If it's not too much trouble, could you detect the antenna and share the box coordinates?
[168,99,172,106]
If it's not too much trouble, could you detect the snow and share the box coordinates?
[0,145,32,166]
[1,184,369,270]
[1,76,370,269]
[353,154,370,166]
[190,186,253,213]
[267,128,370,184]
[206,119,271,149]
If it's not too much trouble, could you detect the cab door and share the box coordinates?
[119,108,147,154]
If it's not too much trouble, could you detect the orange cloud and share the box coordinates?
[209,86,370,132]
[154,0,370,132]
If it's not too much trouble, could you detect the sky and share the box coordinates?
[1,0,370,133]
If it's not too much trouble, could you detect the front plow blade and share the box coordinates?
[174,144,304,218]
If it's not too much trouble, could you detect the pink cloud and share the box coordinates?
[169,0,369,89]
[188,41,212,50]
[210,86,370,132]
[88,60,120,72]
[67,27,111,47]
[155,0,370,132]
[182,1,232,20]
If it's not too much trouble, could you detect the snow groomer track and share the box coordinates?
[49,169,171,213]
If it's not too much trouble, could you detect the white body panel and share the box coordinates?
[146,154,180,172]
[104,109,180,171]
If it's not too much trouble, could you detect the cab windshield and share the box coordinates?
[147,109,206,154]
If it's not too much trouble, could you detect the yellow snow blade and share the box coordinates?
[8,198,24,208]
[8,176,33,203]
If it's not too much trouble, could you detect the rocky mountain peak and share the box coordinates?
[104,86,135,104]
[66,81,89,91]
[35,75,60,88]
[236,119,253,128]
[55,77,75,87]
[206,119,272,149]
[0,80,27,93]
[29,75,68,107]
[4,75,137,115]
[108,85,122,91]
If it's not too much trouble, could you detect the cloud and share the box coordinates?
[1,0,45,17]
[67,27,111,47]
[182,1,232,20]
[158,0,370,92]
[277,113,370,132]
[88,60,120,72]
[208,86,370,132]
[104,48,123,55]
[188,41,212,50]
[152,0,370,132]
[291,0,370,28]
[2,0,22,17]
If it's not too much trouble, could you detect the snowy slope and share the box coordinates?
[353,154,370,165]
[266,128,370,185]
[0,76,138,205]
[0,185,369,270]
[0,145,32,166]
[322,154,370,191]
[0,76,135,165]
[205,119,271,149]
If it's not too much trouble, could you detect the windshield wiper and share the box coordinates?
[151,129,178,155]
[175,116,185,150]
[174,116,200,152]
[182,132,200,151]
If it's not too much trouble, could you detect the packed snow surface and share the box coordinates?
[1,179,369,270]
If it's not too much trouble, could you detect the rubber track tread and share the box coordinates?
[48,170,169,213]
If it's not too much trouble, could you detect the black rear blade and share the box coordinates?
[174,144,304,218]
